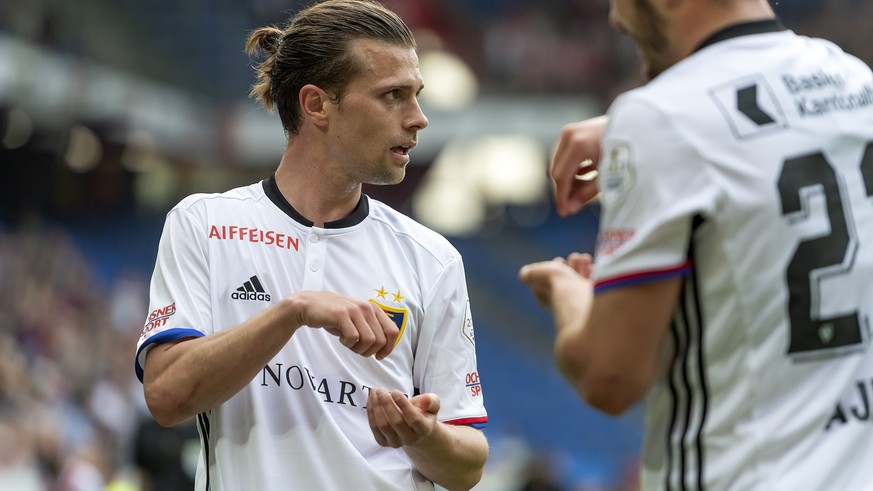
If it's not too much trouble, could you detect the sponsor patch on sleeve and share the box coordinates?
[466,371,482,397]
[141,302,176,338]
[596,228,636,258]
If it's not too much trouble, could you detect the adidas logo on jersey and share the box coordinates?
[232,275,271,301]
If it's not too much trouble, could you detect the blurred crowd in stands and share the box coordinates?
[1,0,871,490]
[0,228,198,491]
[3,0,868,109]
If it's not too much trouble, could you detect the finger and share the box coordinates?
[337,318,360,349]
[570,179,600,205]
[532,287,553,309]
[518,263,536,284]
[396,392,439,440]
[356,305,386,358]
[521,261,587,310]
[409,392,440,416]
[367,306,388,356]
[374,308,400,360]
[366,389,390,447]
[564,161,599,212]
[519,269,553,308]
[369,388,403,447]
[551,152,593,216]
[550,118,606,216]
[392,392,426,434]
[386,391,420,443]
[567,252,594,276]
[347,307,377,356]
[550,158,583,217]
[373,389,410,447]
[519,261,558,285]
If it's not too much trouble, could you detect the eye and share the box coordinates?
[385,89,400,100]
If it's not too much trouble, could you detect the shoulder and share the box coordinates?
[606,30,805,149]
[601,84,716,200]
[605,90,686,154]
[168,181,268,219]
[365,196,461,266]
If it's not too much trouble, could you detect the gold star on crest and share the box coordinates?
[392,290,404,303]
[375,286,388,299]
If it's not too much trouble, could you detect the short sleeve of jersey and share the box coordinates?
[135,203,213,382]
[413,257,487,429]
[593,95,719,294]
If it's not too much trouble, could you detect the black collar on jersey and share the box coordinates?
[262,173,370,229]
[694,18,787,53]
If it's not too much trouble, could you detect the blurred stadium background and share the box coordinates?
[0,0,869,490]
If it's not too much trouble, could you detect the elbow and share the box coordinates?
[149,409,187,429]
[580,380,643,416]
[436,432,489,491]
[464,467,486,491]
[555,343,646,417]
[443,463,486,491]
[454,448,489,491]
[144,380,193,427]
[465,449,488,490]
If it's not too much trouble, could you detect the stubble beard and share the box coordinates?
[633,0,670,81]
[361,159,407,186]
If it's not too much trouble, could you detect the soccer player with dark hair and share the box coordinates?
[135,2,488,490]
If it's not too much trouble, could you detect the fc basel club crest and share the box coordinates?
[370,286,409,346]
[371,301,408,346]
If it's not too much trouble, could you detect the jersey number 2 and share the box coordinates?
[778,142,873,355]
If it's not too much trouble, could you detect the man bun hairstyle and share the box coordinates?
[245,0,417,135]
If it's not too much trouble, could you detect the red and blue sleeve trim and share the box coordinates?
[135,328,205,383]
[594,260,692,295]
[444,416,488,429]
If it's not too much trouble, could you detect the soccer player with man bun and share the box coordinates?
[135,2,488,490]
[521,0,873,489]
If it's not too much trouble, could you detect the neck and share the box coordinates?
[273,138,362,228]
[666,0,775,64]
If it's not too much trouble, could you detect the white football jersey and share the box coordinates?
[594,21,873,491]
[135,176,487,491]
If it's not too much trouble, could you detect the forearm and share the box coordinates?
[554,324,589,388]
[551,273,593,375]
[144,297,301,426]
[404,423,488,491]
[553,280,677,415]
[550,279,596,405]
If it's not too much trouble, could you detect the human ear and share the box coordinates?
[299,84,330,127]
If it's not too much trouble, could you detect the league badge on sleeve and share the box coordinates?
[461,299,475,346]
[600,141,636,205]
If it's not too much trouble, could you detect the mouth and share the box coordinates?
[391,142,416,157]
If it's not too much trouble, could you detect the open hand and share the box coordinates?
[367,388,439,448]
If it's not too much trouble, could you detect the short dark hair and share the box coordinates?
[245,0,417,135]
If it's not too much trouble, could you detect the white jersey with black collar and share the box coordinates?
[594,20,873,491]
[136,175,487,491]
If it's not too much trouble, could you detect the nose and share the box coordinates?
[407,97,428,131]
